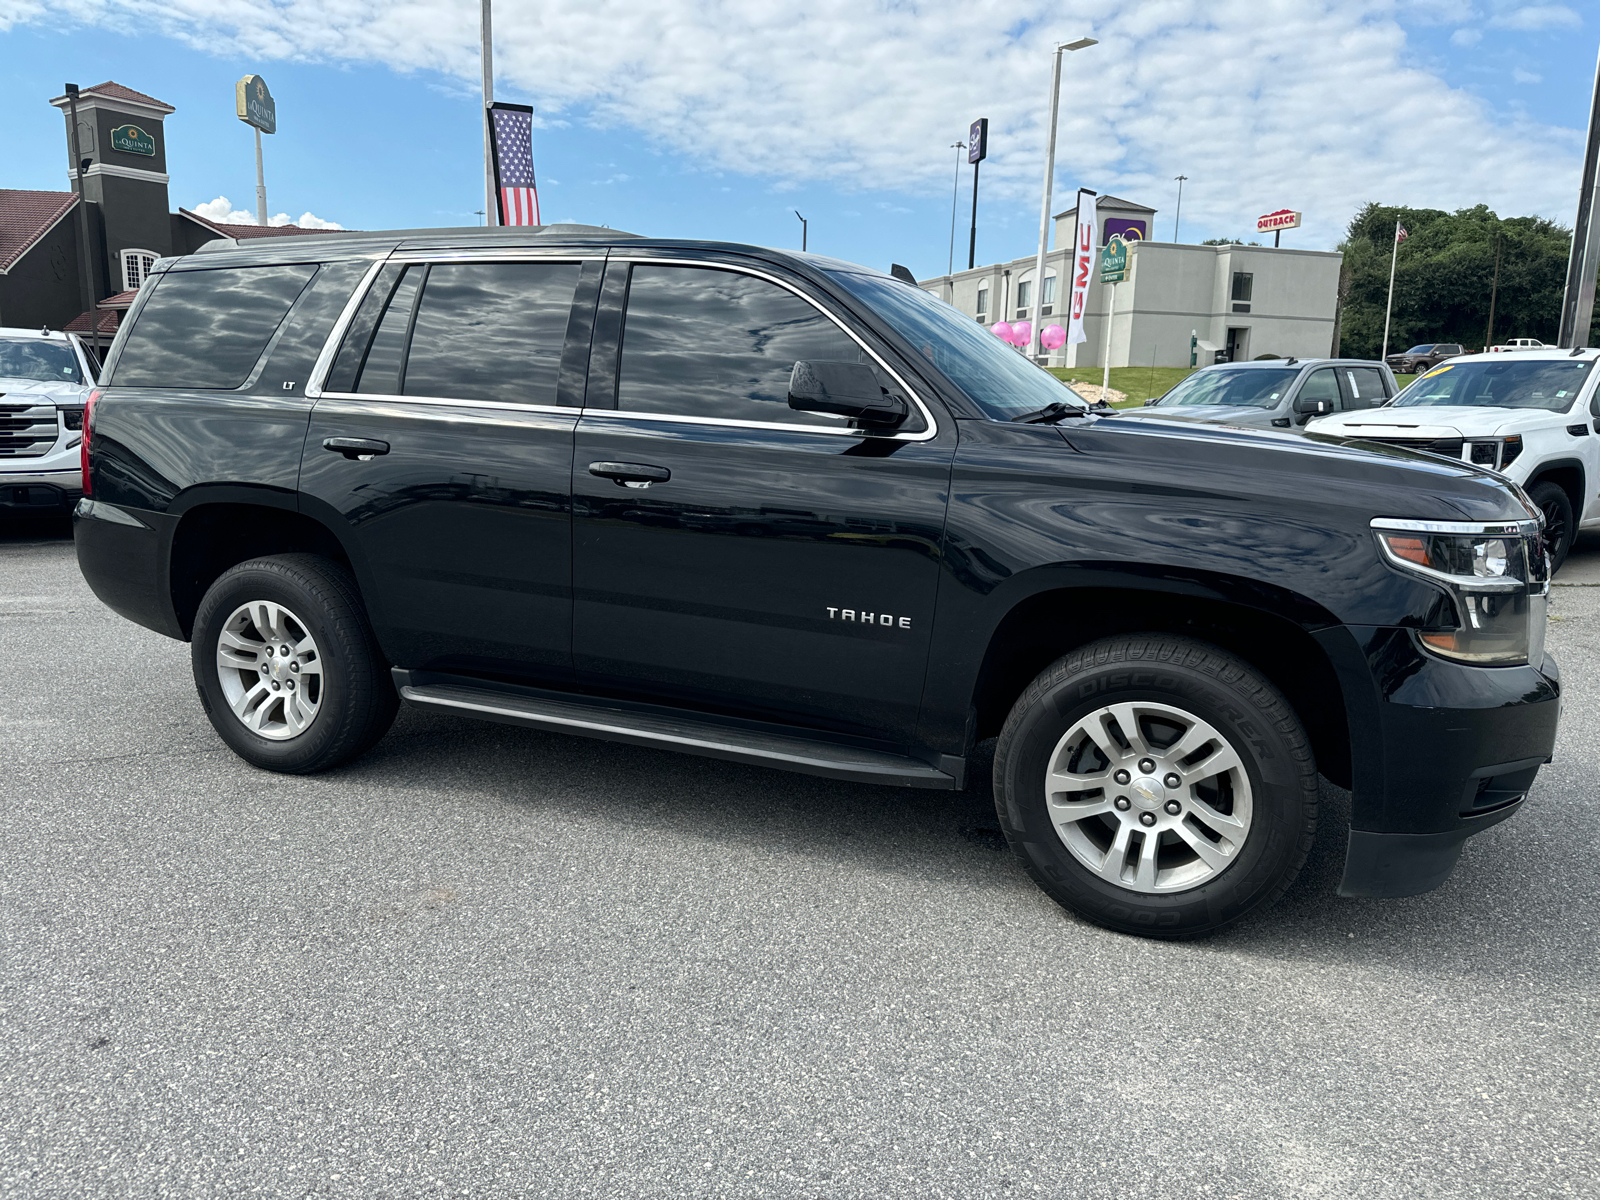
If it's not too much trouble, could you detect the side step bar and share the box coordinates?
[395,674,960,790]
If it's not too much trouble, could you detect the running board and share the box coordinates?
[395,675,959,790]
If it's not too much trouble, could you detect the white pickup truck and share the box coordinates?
[1308,348,1597,568]
[1488,338,1548,353]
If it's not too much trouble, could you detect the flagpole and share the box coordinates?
[481,0,496,227]
[1381,219,1400,363]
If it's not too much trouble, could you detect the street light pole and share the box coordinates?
[947,141,965,277]
[1173,175,1187,242]
[1558,43,1600,348]
[481,0,497,227]
[794,210,807,252]
[1030,36,1097,361]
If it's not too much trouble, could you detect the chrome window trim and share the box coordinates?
[305,258,389,399]
[605,255,939,442]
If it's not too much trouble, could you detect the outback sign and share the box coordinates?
[1256,208,1303,233]
[236,74,277,135]
[109,124,156,156]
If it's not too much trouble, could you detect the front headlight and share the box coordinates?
[1373,517,1548,665]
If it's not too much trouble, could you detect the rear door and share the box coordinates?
[568,257,956,744]
[1339,365,1391,410]
[300,254,599,680]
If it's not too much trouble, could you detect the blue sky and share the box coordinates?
[1,2,1594,282]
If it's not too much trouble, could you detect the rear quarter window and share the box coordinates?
[110,264,319,389]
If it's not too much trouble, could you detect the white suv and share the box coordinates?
[0,327,99,517]
[1312,350,1600,569]
[1308,348,1597,568]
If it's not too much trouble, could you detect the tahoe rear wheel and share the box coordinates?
[993,635,1318,939]
[191,554,398,774]
[1528,481,1573,573]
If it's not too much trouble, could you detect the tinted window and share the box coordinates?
[1299,369,1341,406]
[325,263,403,393]
[112,264,317,388]
[828,268,1077,418]
[402,262,579,405]
[1403,345,1434,355]
[1230,272,1253,303]
[0,338,81,383]
[1344,367,1389,406]
[617,265,867,426]
[354,267,423,396]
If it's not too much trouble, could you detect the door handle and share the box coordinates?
[323,437,391,460]
[589,460,670,488]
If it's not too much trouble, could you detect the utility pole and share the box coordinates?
[794,210,807,252]
[64,84,100,358]
[947,142,965,277]
[481,0,497,226]
[1485,230,1502,351]
[1558,43,1600,348]
[1030,38,1097,360]
[1173,175,1187,242]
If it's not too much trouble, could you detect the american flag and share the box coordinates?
[490,104,541,226]
[1396,222,1409,243]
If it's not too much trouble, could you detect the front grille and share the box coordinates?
[0,402,59,457]
[1363,436,1465,461]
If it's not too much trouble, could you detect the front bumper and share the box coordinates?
[0,468,81,513]
[1318,625,1560,898]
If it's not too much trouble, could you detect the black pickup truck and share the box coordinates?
[74,226,1559,938]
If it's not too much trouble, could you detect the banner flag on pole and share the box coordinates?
[1067,191,1099,346]
[488,102,541,226]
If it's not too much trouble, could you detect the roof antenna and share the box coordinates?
[1570,345,1588,356]
[1285,356,1297,366]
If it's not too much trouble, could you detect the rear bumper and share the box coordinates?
[1320,625,1560,898]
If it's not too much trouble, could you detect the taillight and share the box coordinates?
[81,389,99,498]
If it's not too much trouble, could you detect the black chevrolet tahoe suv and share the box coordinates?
[74,225,1560,938]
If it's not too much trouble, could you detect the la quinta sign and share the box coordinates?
[109,124,156,156]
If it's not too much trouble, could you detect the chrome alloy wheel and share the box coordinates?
[1044,701,1254,894]
[214,600,324,741]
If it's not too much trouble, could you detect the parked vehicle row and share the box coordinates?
[75,226,1557,940]
[1387,343,1464,374]
[1122,358,1397,431]
[0,327,99,515]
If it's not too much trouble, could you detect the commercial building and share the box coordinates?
[920,194,1342,368]
[0,81,325,345]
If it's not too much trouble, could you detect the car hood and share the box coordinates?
[1309,405,1566,439]
[0,376,91,403]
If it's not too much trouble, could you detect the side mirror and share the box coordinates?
[1293,397,1332,415]
[788,360,906,427]
[1143,397,1159,406]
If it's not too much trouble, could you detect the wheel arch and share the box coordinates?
[961,568,1352,789]
[167,492,357,640]
[1525,458,1585,522]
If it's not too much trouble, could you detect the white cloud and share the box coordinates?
[30,1,1592,246]
[1449,28,1483,46]
[1487,5,1582,30]
[190,196,342,229]
[1513,68,1543,84]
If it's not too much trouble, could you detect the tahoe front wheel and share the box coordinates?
[191,554,398,774]
[993,635,1318,939]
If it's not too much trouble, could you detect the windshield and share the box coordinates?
[0,338,82,384]
[1403,345,1433,355]
[1154,367,1301,409]
[1391,359,1591,412]
[826,270,1086,417]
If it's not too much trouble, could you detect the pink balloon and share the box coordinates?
[1010,320,1033,346]
[1041,324,1067,350]
[990,321,1014,342]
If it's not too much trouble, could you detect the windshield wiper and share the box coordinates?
[1010,401,1090,424]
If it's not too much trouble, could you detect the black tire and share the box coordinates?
[1528,481,1574,573]
[191,554,398,774]
[992,635,1317,939]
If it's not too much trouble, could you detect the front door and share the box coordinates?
[300,256,597,679]
[570,259,956,745]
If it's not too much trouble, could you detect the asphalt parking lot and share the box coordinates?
[2,515,1596,1200]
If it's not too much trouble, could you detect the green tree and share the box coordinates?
[1335,202,1594,358]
